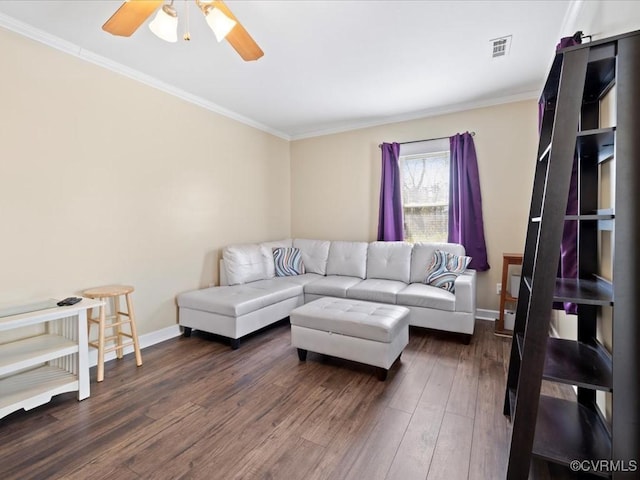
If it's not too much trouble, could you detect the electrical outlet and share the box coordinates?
[497,283,502,295]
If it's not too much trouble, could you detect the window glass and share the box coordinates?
[399,149,450,243]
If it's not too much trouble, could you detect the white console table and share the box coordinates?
[0,298,102,419]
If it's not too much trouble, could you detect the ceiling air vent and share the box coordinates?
[491,35,512,58]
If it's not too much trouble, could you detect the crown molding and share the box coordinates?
[0,13,291,141]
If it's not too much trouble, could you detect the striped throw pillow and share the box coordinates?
[273,247,306,277]
[425,250,471,292]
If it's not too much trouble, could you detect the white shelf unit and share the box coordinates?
[0,298,102,419]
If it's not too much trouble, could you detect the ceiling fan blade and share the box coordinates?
[213,1,264,61]
[103,0,164,37]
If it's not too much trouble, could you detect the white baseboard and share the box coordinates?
[88,324,182,368]
[476,308,498,321]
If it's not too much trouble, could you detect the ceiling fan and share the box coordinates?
[102,0,264,61]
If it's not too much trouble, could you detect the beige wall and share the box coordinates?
[12,0,635,332]
[0,27,290,336]
[291,100,539,311]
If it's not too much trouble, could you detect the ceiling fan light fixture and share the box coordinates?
[205,7,237,42]
[149,4,178,43]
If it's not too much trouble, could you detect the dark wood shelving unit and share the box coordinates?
[576,127,615,163]
[516,334,612,391]
[552,277,613,305]
[533,396,612,475]
[504,30,640,479]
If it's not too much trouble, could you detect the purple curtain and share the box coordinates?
[377,142,404,241]
[448,132,490,271]
[546,33,582,314]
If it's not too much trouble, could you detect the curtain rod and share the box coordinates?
[378,131,475,148]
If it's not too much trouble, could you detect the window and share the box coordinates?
[399,141,450,243]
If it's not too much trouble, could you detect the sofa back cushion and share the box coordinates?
[410,242,466,284]
[260,239,293,277]
[326,241,368,278]
[223,244,273,285]
[293,239,331,275]
[366,241,412,283]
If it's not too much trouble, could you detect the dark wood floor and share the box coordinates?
[0,320,578,480]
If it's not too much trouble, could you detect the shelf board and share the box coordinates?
[0,299,58,318]
[545,338,612,391]
[0,334,78,376]
[553,277,613,305]
[576,127,615,164]
[532,395,611,477]
[564,213,614,221]
[532,210,614,225]
[0,298,102,332]
[525,276,613,305]
[0,366,79,419]
[516,335,612,391]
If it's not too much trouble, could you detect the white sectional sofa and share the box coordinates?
[177,239,477,349]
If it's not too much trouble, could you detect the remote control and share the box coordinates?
[57,297,82,307]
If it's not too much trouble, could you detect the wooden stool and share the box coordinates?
[83,285,142,382]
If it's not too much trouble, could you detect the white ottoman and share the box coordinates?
[290,297,410,380]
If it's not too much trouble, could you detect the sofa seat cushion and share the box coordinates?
[177,279,303,317]
[279,273,324,286]
[303,275,362,298]
[396,283,455,311]
[290,297,409,343]
[347,279,407,304]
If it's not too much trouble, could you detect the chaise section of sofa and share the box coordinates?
[177,238,477,348]
[177,279,304,349]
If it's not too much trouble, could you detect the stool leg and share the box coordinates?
[97,304,106,382]
[113,295,123,359]
[125,293,143,367]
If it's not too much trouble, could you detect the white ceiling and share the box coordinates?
[0,0,576,139]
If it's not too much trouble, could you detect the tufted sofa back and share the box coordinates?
[325,241,369,279]
[222,239,467,286]
[366,242,412,283]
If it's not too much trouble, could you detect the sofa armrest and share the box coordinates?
[454,269,476,314]
[219,259,228,286]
